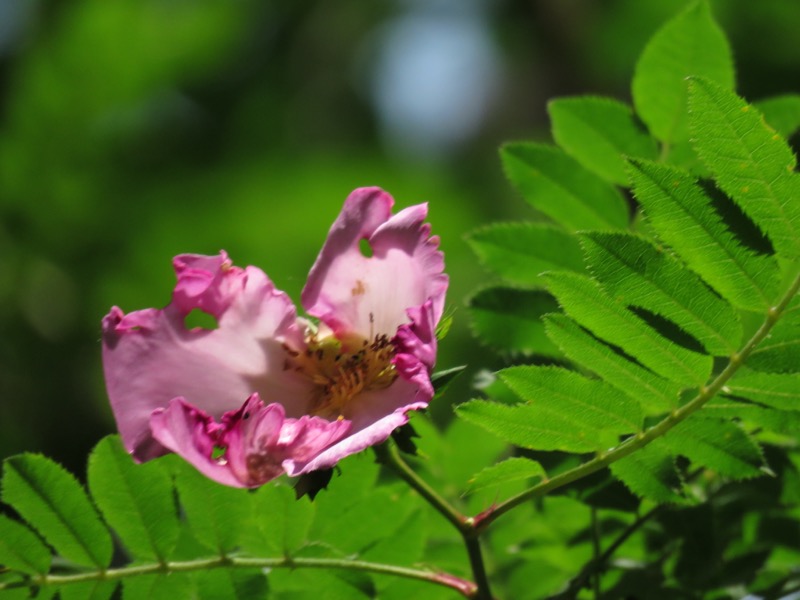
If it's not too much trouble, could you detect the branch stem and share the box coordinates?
[476,270,800,529]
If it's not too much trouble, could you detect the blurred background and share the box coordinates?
[1,0,799,476]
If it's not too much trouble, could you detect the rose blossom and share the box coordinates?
[101,187,448,487]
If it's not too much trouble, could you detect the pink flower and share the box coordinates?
[101,188,448,488]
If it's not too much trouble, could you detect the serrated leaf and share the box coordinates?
[627,159,781,310]
[756,94,800,137]
[500,366,643,439]
[468,286,561,357]
[194,569,268,600]
[466,457,545,494]
[549,96,658,184]
[172,458,252,555]
[241,482,314,557]
[87,436,179,562]
[1,454,112,568]
[581,232,742,354]
[725,369,800,410]
[456,398,600,453]
[501,142,629,230]
[632,0,734,143]
[663,416,765,479]
[688,77,800,259]
[544,271,713,385]
[544,313,679,415]
[746,308,800,373]
[610,442,688,504]
[705,398,800,437]
[466,222,584,286]
[0,515,50,575]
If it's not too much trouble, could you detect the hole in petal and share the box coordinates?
[184,308,219,331]
[359,238,374,258]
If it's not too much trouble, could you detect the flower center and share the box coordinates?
[284,331,397,418]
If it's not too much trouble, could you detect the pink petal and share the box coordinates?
[393,300,437,399]
[102,252,313,461]
[301,188,448,341]
[150,398,243,488]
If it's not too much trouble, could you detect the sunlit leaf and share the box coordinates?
[194,569,268,600]
[725,369,800,410]
[240,483,314,557]
[1,454,112,568]
[632,0,734,143]
[501,142,629,230]
[610,442,688,504]
[549,96,658,184]
[688,77,800,259]
[466,457,546,494]
[0,515,50,575]
[60,581,117,600]
[122,572,193,600]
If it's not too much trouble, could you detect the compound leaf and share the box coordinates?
[0,515,50,575]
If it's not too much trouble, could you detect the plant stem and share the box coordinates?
[475,270,800,530]
[0,555,476,597]
[374,442,494,600]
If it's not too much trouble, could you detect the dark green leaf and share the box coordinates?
[688,76,800,259]
[544,313,680,415]
[581,232,742,354]
[632,0,734,143]
[466,222,584,286]
[122,573,194,600]
[1,454,112,568]
[549,96,658,184]
[0,515,50,575]
[87,436,179,562]
[544,271,713,385]
[501,142,629,230]
[194,569,268,600]
[627,159,781,310]
[468,286,561,357]
[431,365,467,399]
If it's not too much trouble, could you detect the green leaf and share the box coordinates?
[610,442,688,504]
[122,573,193,600]
[632,0,734,143]
[581,232,742,355]
[500,366,643,439]
[0,515,50,575]
[663,416,765,479]
[431,365,466,400]
[60,581,117,600]
[746,308,800,373]
[87,436,179,562]
[756,94,800,137]
[688,76,800,259]
[705,398,800,437]
[466,222,584,286]
[725,369,800,410]
[241,483,314,557]
[549,96,658,185]
[544,271,713,385]
[172,458,252,555]
[544,314,679,415]
[194,569,268,600]
[501,142,629,231]
[466,457,546,494]
[468,286,561,357]
[1,454,112,568]
[456,398,600,453]
[627,159,781,310]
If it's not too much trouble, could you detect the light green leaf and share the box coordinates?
[746,308,800,373]
[0,515,50,575]
[632,0,734,143]
[549,96,658,184]
[194,569,268,600]
[466,222,584,286]
[468,286,561,357]
[87,436,179,562]
[688,76,800,259]
[360,509,426,568]
[725,369,800,410]
[610,442,688,504]
[172,458,252,555]
[501,142,629,231]
[663,416,765,479]
[122,573,194,600]
[756,94,800,137]
[627,159,781,310]
[544,271,713,385]
[544,313,680,415]
[705,398,800,436]
[581,232,742,355]
[1,454,112,568]
[500,366,643,438]
[457,398,599,453]
[241,483,314,557]
[466,457,546,494]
